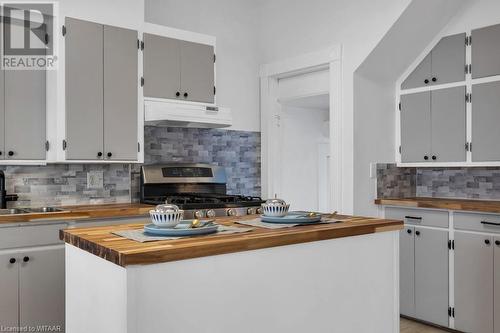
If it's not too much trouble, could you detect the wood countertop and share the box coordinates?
[0,203,152,225]
[375,197,500,214]
[60,214,403,267]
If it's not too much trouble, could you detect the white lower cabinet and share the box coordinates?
[0,252,19,328]
[399,226,415,317]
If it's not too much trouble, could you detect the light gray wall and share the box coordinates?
[144,0,261,132]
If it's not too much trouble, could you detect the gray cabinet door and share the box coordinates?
[19,247,65,331]
[431,86,466,162]
[414,227,449,326]
[400,226,415,317]
[471,81,500,162]
[0,68,4,159]
[472,24,500,79]
[430,33,466,86]
[143,34,181,100]
[5,69,46,160]
[65,17,104,160]
[401,53,431,90]
[180,41,215,103]
[401,91,431,162]
[495,237,500,333]
[454,232,494,333]
[103,25,138,161]
[0,252,19,328]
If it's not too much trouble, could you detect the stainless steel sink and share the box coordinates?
[0,208,29,215]
[25,207,66,213]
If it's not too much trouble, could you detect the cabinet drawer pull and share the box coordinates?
[480,221,500,227]
[405,216,422,221]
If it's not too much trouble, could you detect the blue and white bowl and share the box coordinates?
[150,204,184,228]
[261,199,290,217]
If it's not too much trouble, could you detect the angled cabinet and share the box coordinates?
[454,232,494,333]
[143,33,215,104]
[471,81,500,162]
[471,23,500,79]
[401,33,466,89]
[65,17,138,161]
[400,86,466,163]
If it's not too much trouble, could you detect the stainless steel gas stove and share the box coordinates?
[140,164,264,219]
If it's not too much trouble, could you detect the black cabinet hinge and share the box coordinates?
[399,146,402,154]
[45,140,49,151]
[62,25,66,36]
[452,240,455,249]
[141,77,145,87]
[214,54,216,63]
[137,142,140,152]
[452,307,455,318]
[466,93,472,103]
[62,140,67,150]
[465,142,472,152]
[448,240,452,249]
[214,86,216,95]
[137,39,140,49]
[44,33,49,45]
[398,102,401,111]
[466,35,471,46]
[448,307,452,317]
[140,40,144,50]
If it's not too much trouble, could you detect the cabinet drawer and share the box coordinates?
[0,223,67,250]
[385,207,449,228]
[454,212,500,233]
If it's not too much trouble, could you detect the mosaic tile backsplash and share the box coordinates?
[377,163,500,200]
[144,126,261,197]
[2,127,261,208]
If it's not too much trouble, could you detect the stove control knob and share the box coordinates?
[226,208,237,217]
[256,207,263,215]
[206,209,216,218]
[194,210,206,219]
[247,207,257,215]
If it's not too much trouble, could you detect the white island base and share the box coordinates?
[66,231,400,333]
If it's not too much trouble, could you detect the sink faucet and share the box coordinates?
[0,170,18,209]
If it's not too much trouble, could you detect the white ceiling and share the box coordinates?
[280,94,329,111]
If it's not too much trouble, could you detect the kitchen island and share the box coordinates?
[61,214,403,333]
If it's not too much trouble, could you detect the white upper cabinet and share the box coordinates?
[471,23,500,79]
[401,33,466,90]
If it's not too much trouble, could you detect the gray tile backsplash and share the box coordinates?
[2,127,261,208]
[377,163,500,200]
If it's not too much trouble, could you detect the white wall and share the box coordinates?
[257,0,412,214]
[440,0,500,35]
[144,0,261,132]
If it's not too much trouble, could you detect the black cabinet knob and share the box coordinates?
[9,258,16,264]
[432,77,437,82]
[97,152,103,157]
[432,155,437,160]
[415,230,421,236]
[184,92,188,98]
[23,256,29,262]
[407,229,412,234]
[424,155,429,160]
[424,79,429,84]
[485,239,491,245]
[8,151,14,156]
[0,151,3,156]
[107,152,112,158]
[495,240,500,246]
[175,92,180,97]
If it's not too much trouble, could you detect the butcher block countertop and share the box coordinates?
[0,203,152,225]
[60,214,403,267]
[375,197,500,214]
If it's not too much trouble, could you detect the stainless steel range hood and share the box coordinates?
[144,100,232,128]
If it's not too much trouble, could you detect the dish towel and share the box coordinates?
[236,216,345,229]
[112,224,254,243]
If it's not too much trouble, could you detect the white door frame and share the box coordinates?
[260,45,343,213]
